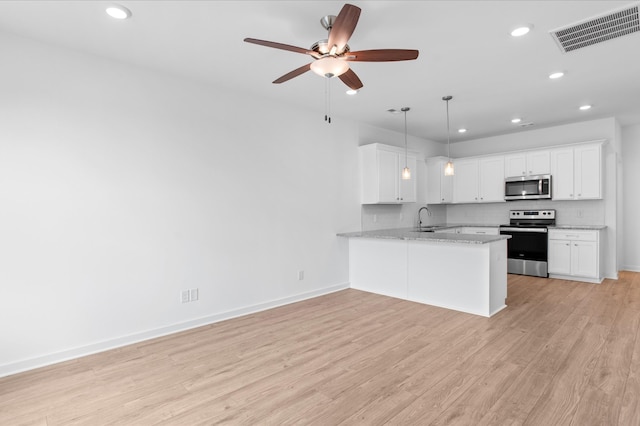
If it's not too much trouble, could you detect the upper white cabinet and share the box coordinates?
[426,157,453,204]
[360,143,417,204]
[453,156,505,203]
[504,150,550,177]
[453,158,479,203]
[550,142,602,200]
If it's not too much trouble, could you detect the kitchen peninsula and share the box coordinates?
[338,228,511,317]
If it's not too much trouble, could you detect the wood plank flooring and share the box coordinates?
[2,272,640,425]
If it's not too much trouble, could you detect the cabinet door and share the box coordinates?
[478,156,505,202]
[574,144,601,200]
[427,159,454,204]
[504,154,527,177]
[527,151,550,175]
[550,148,575,200]
[572,241,598,278]
[399,155,417,202]
[378,149,399,202]
[453,158,479,203]
[548,239,572,275]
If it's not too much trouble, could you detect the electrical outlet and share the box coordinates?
[298,270,304,280]
[190,288,199,301]
[180,290,190,303]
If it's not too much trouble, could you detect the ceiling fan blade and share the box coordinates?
[327,4,361,53]
[273,63,312,84]
[338,68,363,90]
[244,38,316,56]
[346,49,420,62]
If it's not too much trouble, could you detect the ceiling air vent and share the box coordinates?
[550,4,639,53]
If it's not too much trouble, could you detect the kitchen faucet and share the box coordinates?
[418,206,431,228]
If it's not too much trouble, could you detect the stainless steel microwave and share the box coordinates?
[505,174,552,201]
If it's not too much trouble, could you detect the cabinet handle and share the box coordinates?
[529,170,532,174]
[578,194,581,197]
[442,198,445,201]
[475,197,478,200]
[565,243,570,246]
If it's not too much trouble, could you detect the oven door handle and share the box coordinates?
[500,227,548,233]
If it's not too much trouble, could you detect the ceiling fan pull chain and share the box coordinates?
[328,77,332,124]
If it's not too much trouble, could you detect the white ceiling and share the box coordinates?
[1,1,639,143]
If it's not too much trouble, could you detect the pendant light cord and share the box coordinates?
[446,98,451,159]
[404,109,408,166]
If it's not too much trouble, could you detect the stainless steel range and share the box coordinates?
[499,209,556,278]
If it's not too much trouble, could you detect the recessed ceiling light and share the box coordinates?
[106,4,132,20]
[511,118,522,124]
[346,89,358,95]
[511,25,532,37]
[549,71,565,79]
[458,128,467,133]
[579,104,592,110]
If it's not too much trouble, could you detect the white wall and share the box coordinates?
[445,118,619,279]
[0,33,361,376]
[622,124,640,271]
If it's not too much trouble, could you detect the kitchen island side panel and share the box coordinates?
[407,241,491,316]
[347,237,507,317]
[349,238,408,300]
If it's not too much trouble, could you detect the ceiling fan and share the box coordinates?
[244,3,419,91]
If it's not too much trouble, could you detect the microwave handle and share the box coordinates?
[539,179,543,195]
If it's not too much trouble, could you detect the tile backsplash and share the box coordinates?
[360,199,604,231]
[445,199,604,226]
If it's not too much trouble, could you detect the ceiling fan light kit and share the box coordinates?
[244,3,419,92]
[310,57,349,78]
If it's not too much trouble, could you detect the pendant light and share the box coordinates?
[443,96,455,176]
[401,107,411,180]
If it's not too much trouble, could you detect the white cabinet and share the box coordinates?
[453,156,505,203]
[504,150,550,177]
[548,229,601,283]
[550,143,602,200]
[453,158,479,203]
[460,227,500,235]
[434,228,460,234]
[479,156,506,202]
[426,157,453,204]
[360,144,417,204]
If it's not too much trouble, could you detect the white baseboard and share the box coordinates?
[621,266,640,273]
[0,283,350,378]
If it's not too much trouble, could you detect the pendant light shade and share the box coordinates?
[401,107,411,180]
[443,96,454,176]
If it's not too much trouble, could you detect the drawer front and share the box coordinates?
[462,227,499,235]
[549,230,597,242]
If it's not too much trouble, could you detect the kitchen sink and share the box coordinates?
[416,227,437,232]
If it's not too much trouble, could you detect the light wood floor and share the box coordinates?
[2,272,640,425]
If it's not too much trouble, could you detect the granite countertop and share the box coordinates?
[337,228,510,245]
[549,225,607,230]
[429,223,505,229]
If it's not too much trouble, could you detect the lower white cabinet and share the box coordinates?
[434,227,499,235]
[461,227,500,235]
[548,229,602,283]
